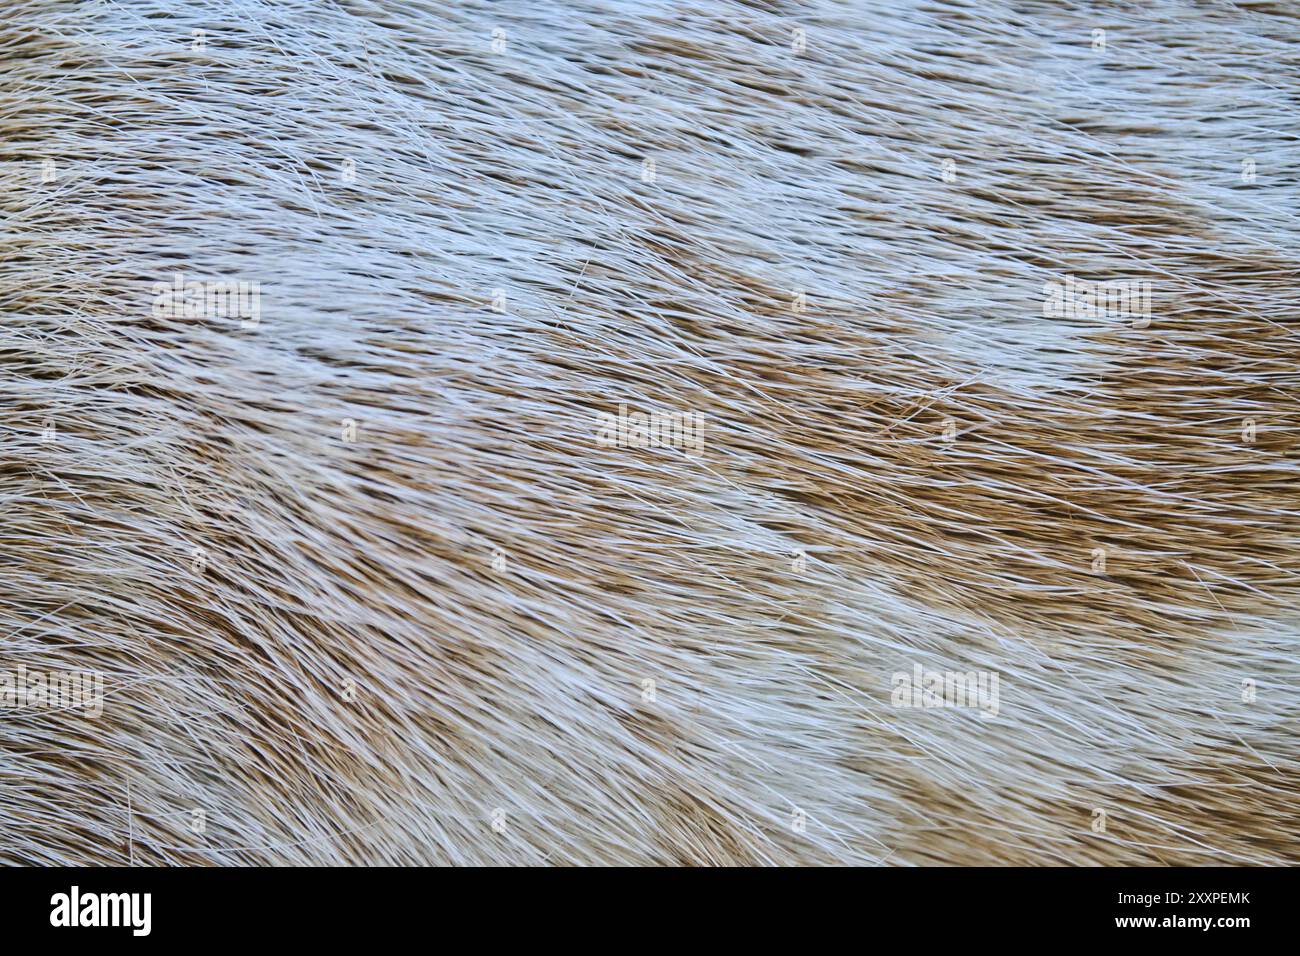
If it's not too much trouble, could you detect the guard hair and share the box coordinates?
[2,0,1298,865]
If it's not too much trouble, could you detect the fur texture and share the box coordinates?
[2,0,1298,865]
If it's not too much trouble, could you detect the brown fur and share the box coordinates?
[2,0,1297,865]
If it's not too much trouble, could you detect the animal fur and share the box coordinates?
[2,0,1298,865]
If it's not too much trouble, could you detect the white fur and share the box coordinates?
[2,0,1298,864]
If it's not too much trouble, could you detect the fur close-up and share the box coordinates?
[2,0,1298,866]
